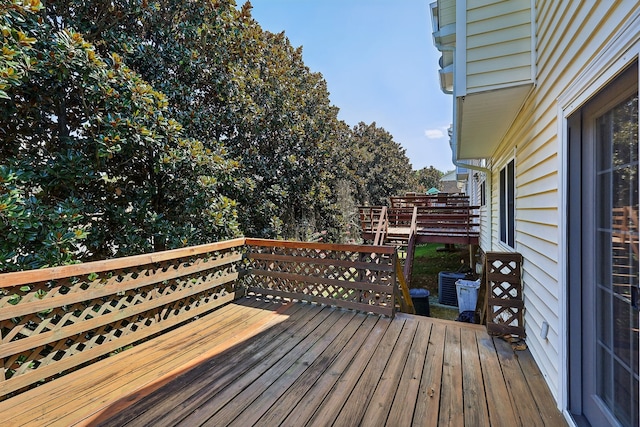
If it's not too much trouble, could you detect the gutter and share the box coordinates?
[433,42,453,95]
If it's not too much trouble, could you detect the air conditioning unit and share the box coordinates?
[438,271,466,306]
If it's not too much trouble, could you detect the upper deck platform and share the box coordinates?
[0,297,566,426]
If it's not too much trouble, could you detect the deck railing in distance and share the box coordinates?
[611,206,639,296]
[244,239,398,316]
[0,237,408,399]
[390,193,471,208]
[414,205,480,244]
[0,238,246,399]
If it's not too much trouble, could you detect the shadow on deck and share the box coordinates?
[0,238,565,426]
[0,297,566,426]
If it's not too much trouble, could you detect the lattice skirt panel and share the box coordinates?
[485,252,525,338]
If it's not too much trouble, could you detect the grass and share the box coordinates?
[408,243,471,321]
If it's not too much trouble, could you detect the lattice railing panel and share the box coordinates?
[244,239,397,316]
[485,252,525,338]
[0,237,407,398]
[0,239,245,398]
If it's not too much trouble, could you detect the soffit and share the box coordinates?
[456,84,533,159]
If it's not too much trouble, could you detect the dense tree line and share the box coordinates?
[0,0,434,272]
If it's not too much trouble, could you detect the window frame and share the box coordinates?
[499,159,515,248]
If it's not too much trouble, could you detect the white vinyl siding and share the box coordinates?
[439,0,456,27]
[486,0,640,403]
[465,0,532,93]
[479,204,490,251]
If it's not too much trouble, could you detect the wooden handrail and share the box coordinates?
[245,237,395,254]
[394,254,415,314]
[390,194,472,208]
[373,206,388,246]
[0,237,247,288]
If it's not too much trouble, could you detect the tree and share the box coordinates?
[1,0,423,271]
[349,122,416,206]
[0,1,239,271]
[48,0,347,240]
[415,166,444,193]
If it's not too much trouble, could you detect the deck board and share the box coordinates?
[360,317,418,426]
[274,315,385,426]
[460,328,490,426]
[221,310,357,427]
[310,316,405,426]
[476,332,520,426]
[493,336,545,426]
[439,325,464,426]
[386,318,431,425]
[252,312,372,426]
[0,298,567,427]
[413,321,446,427]
[101,301,312,427]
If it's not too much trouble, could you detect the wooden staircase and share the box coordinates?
[359,193,480,289]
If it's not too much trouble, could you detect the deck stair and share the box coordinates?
[359,193,480,287]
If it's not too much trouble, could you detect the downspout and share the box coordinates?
[433,41,453,95]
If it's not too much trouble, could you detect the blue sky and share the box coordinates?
[249,0,455,172]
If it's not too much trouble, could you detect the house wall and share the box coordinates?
[479,203,489,252]
[486,1,640,404]
[465,0,532,93]
[439,0,456,28]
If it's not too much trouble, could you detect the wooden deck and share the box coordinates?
[359,202,480,247]
[0,297,566,426]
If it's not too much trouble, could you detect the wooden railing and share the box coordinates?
[244,239,399,316]
[0,237,408,398]
[0,238,246,399]
[358,206,388,245]
[403,207,418,286]
[612,206,639,257]
[414,205,480,244]
[390,194,471,208]
[387,207,414,229]
[611,206,639,294]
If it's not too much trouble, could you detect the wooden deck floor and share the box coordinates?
[0,298,566,426]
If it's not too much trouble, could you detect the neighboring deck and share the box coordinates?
[0,297,566,426]
[359,194,480,247]
[359,194,480,286]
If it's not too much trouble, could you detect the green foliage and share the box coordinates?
[349,122,417,206]
[415,166,444,193]
[0,1,239,271]
[0,0,41,98]
[1,0,422,271]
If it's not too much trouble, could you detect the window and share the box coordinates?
[480,180,486,206]
[499,159,515,247]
